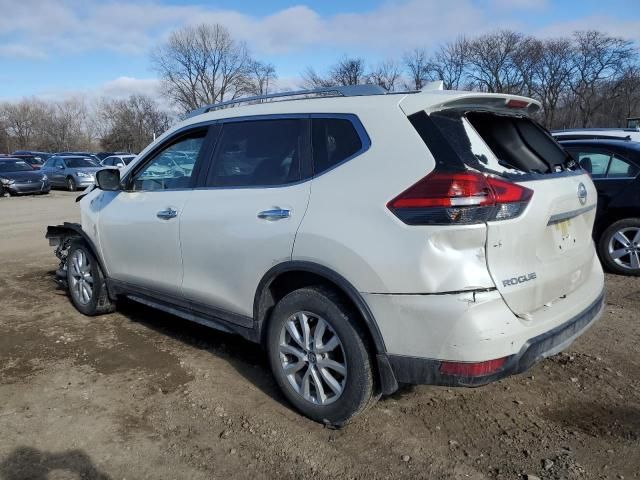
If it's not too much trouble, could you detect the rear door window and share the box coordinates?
[565,149,610,177]
[607,155,639,178]
[312,118,363,175]
[206,119,307,187]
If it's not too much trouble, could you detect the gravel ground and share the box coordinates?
[0,191,638,480]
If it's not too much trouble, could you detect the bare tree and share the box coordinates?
[569,30,636,127]
[300,66,334,89]
[403,48,432,90]
[99,95,171,153]
[368,60,402,91]
[301,56,368,88]
[0,98,48,150]
[150,24,261,113]
[529,38,575,127]
[43,98,91,152]
[246,61,277,96]
[329,57,367,86]
[466,30,526,93]
[430,38,470,90]
[616,66,640,121]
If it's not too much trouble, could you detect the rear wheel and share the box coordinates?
[66,177,77,191]
[599,218,640,276]
[66,241,115,315]
[266,286,376,426]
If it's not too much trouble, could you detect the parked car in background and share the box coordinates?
[47,85,605,425]
[41,155,102,191]
[0,158,50,196]
[4,154,46,169]
[96,151,132,161]
[101,154,136,168]
[560,139,640,276]
[553,128,640,142]
[55,152,102,164]
[12,150,51,162]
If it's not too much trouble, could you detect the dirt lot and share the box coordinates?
[0,191,638,480]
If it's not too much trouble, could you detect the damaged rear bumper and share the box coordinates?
[384,289,605,387]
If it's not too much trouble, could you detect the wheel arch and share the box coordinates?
[595,208,640,239]
[254,261,387,354]
[46,222,109,278]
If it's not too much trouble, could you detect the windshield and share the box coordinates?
[65,157,100,168]
[0,160,33,172]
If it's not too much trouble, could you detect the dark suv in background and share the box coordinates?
[561,139,640,276]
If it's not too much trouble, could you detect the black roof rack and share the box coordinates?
[186,84,388,118]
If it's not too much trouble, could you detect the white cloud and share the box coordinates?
[0,0,637,64]
[0,0,541,61]
[0,43,47,59]
[99,76,162,99]
[536,15,640,42]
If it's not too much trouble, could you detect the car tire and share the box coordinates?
[66,177,77,191]
[266,286,376,426]
[598,218,640,276]
[66,240,115,316]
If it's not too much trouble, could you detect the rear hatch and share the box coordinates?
[400,93,598,316]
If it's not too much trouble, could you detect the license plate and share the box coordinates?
[553,219,576,251]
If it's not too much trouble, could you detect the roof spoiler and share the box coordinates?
[400,91,541,117]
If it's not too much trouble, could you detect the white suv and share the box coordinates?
[47,85,605,425]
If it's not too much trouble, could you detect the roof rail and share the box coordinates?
[186,84,387,118]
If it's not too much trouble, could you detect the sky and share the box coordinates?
[0,0,639,106]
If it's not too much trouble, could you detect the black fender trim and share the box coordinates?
[46,222,109,279]
[254,261,397,394]
[254,261,387,353]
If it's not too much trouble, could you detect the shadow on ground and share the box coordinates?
[0,447,110,480]
[116,299,292,409]
[545,401,640,441]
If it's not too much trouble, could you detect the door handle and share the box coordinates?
[257,208,291,221]
[157,208,178,220]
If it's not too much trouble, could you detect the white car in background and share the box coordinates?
[553,128,640,142]
[47,85,605,426]
[101,155,136,169]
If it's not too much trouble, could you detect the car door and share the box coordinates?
[50,158,67,186]
[180,117,312,322]
[566,147,640,210]
[95,125,214,299]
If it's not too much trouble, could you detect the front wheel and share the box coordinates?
[598,218,640,276]
[266,286,376,426]
[66,241,115,315]
[67,177,77,191]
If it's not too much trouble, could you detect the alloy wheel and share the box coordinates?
[278,311,347,405]
[607,227,640,270]
[69,249,94,305]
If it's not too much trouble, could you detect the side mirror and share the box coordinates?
[96,168,121,191]
[57,165,64,170]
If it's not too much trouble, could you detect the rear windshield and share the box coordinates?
[0,160,33,172]
[409,110,576,178]
[65,157,100,168]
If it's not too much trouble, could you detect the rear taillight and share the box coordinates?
[387,171,533,225]
[439,357,508,377]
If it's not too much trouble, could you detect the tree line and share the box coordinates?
[303,30,639,129]
[1,24,638,154]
